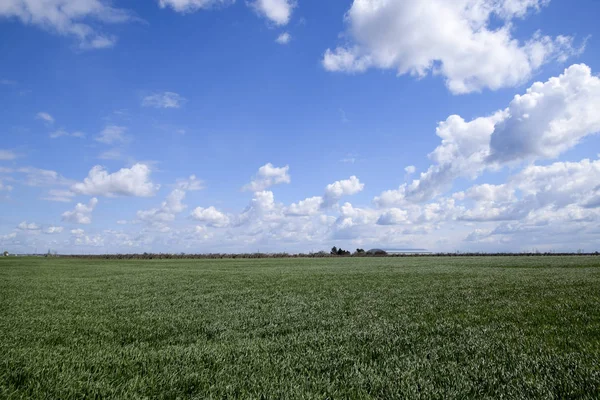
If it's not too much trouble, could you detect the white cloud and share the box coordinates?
[285,176,366,217]
[338,202,379,225]
[158,0,295,29]
[0,232,17,241]
[0,0,132,49]
[323,175,364,207]
[36,112,54,124]
[250,0,295,25]
[275,32,291,44]
[44,226,64,234]
[191,206,230,228]
[72,163,159,197]
[175,175,204,191]
[377,64,600,205]
[71,228,85,236]
[17,221,40,231]
[461,183,515,203]
[142,92,186,109]
[488,64,600,162]
[43,189,76,202]
[377,208,409,225]
[464,229,493,242]
[73,233,105,246]
[393,110,506,203]
[243,163,291,192]
[137,189,187,224]
[323,0,581,94]
[285,196,323,216]
[17,167,73,187]
[158,0,233,13]
[404,165,416,175]
[0,79,16,85]
[233,190,288,230]
[95,125,127,144]
[451,158,600,225]
[516,159,600,209]
[49,129,85,139]
[247,190,277,214]
[62,198,98,224]
[0,150,17,161]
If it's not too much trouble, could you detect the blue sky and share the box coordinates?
[1,0,600,254]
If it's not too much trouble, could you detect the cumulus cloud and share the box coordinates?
[72,232,105,246]
[0,0,133,49]
[36,112,54,124]
[450,158,600,225]
[323,176,364,207]
[158,0,294,27]
[338,202,379,225]
[488,64,600,162]
[404,165,416,175]
[460,183,516,203]
[62,198,98,224]
[285,176,366,216]
[387,110,506,204]
[275,32,291,44]
[17,221,40,231]
[242,190,279,218]
[137,189,187,224]
[243,163,290,192]
[377,208,409,225]
[323,0,581,94]
[72,164,159,197]
[191,206,230,228]
[95,125,127,144]
[515,159,600,209]
[142,92,186,109]
[285,196,323,216]
[376,64,600,205]
[158,0,233,13]
[44,226,64,234]
[250,0,295,25]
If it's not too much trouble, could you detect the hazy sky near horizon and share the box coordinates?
[1,0,600,254]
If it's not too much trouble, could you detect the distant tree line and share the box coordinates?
[52,250,600,260]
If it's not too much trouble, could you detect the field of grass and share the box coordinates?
[1,256,600,399]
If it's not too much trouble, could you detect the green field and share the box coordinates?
[1,256,600,399]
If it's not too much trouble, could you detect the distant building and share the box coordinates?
[384,249,432,255]
[367,248,432,255]
[366,249,388,255]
